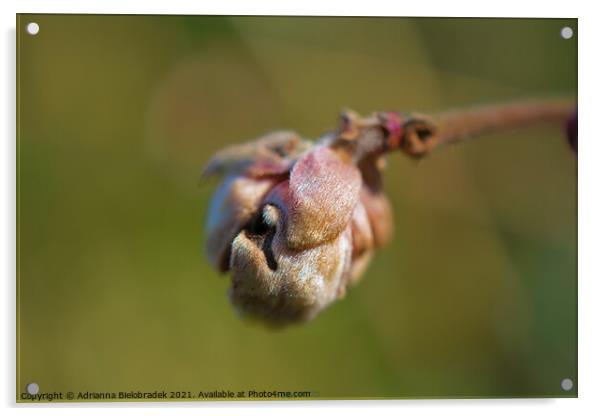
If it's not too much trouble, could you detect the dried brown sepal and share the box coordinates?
[201,130,311,178]
[205,175,277,272]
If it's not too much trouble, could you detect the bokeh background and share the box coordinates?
[17,15,577,399]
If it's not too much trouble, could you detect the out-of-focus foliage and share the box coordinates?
[18,15,576,398]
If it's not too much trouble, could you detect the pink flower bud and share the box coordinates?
[204,132,393,326]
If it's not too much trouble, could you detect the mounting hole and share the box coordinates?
[26,22,40,35]
[561,378,574,391]
[560,26,573,40]
[26,382,39,395]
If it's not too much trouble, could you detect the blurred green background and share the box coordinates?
[17,15,577,399]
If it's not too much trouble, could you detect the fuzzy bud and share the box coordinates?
[204,127,393,326]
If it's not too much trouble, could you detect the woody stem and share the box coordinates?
[400,98,576,158]
[436,98,574,144]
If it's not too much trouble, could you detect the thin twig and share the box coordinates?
[432,98,575,152]
[331,98,576,160]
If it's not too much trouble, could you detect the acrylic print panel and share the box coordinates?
[16,14,577,402]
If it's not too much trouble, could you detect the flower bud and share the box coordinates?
[204,130,393,326]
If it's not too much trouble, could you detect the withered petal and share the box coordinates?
[202,130,310,178]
